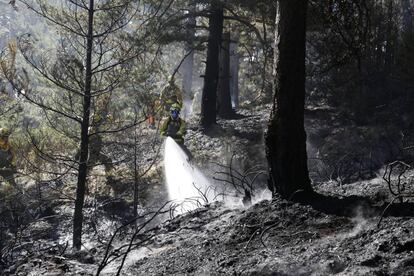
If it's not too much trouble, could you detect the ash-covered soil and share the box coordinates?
[11,182,414,276]
[2,105,414,276]
[120,179,414,276]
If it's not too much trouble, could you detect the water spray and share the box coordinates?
[164,137,212,214]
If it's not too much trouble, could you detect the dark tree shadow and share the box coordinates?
[292,192,414,219]
[230,129,263,141]
[218,112,251,120]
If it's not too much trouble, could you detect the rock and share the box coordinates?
[377,237,400,252]
[395,239,414,253]
[67,250,95,264]
[325,259,347,274]
[391,257,414,275]
[360,254,382,267]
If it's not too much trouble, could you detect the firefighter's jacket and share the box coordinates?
[160,117,186,144]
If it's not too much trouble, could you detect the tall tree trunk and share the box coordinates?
[229,37,239,109]
[73,0,94,250]
[265,0,312,199]
[384,0,395,104]
[272,5,279,79]
[133,125,138,218]
[402,0,413,32]
[181,2,196,101]
[200,4,223,129]
[217,32,233,117]
[384,0,395,73]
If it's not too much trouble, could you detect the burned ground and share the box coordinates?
[2,105,414,275]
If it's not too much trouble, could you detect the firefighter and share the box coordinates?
[159,76,183,114]
[160,103,192,160]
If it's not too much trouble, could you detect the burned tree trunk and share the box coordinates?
[200,4,223,129]
[181,1,196,101]
[265,0,313,199]
[73,0,94,250]
[230,38,239,109]
[402,0,413,32]
[217,32,233,118]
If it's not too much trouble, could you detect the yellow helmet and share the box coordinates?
[0,127,11,138]
[170,103,181,112]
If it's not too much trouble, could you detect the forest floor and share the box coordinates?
[125,183,414,276]
[7,180,414,276]
[2,104,414,275]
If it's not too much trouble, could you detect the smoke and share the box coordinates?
[345,206,374,238]
[99,247,153,275]
[219,188,272,210]
[181,98,193,120]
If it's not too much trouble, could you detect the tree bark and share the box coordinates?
[402,0,413,32]
[217,32,233,117]
[200,4,223,129]
[384,0,395,73]
[133,125,138,218]
[181,2,196,101]
[229,38,239,109]
[73,0,94,250]
[265,0,313,199]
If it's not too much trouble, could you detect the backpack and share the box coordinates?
[0,148,12,168]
